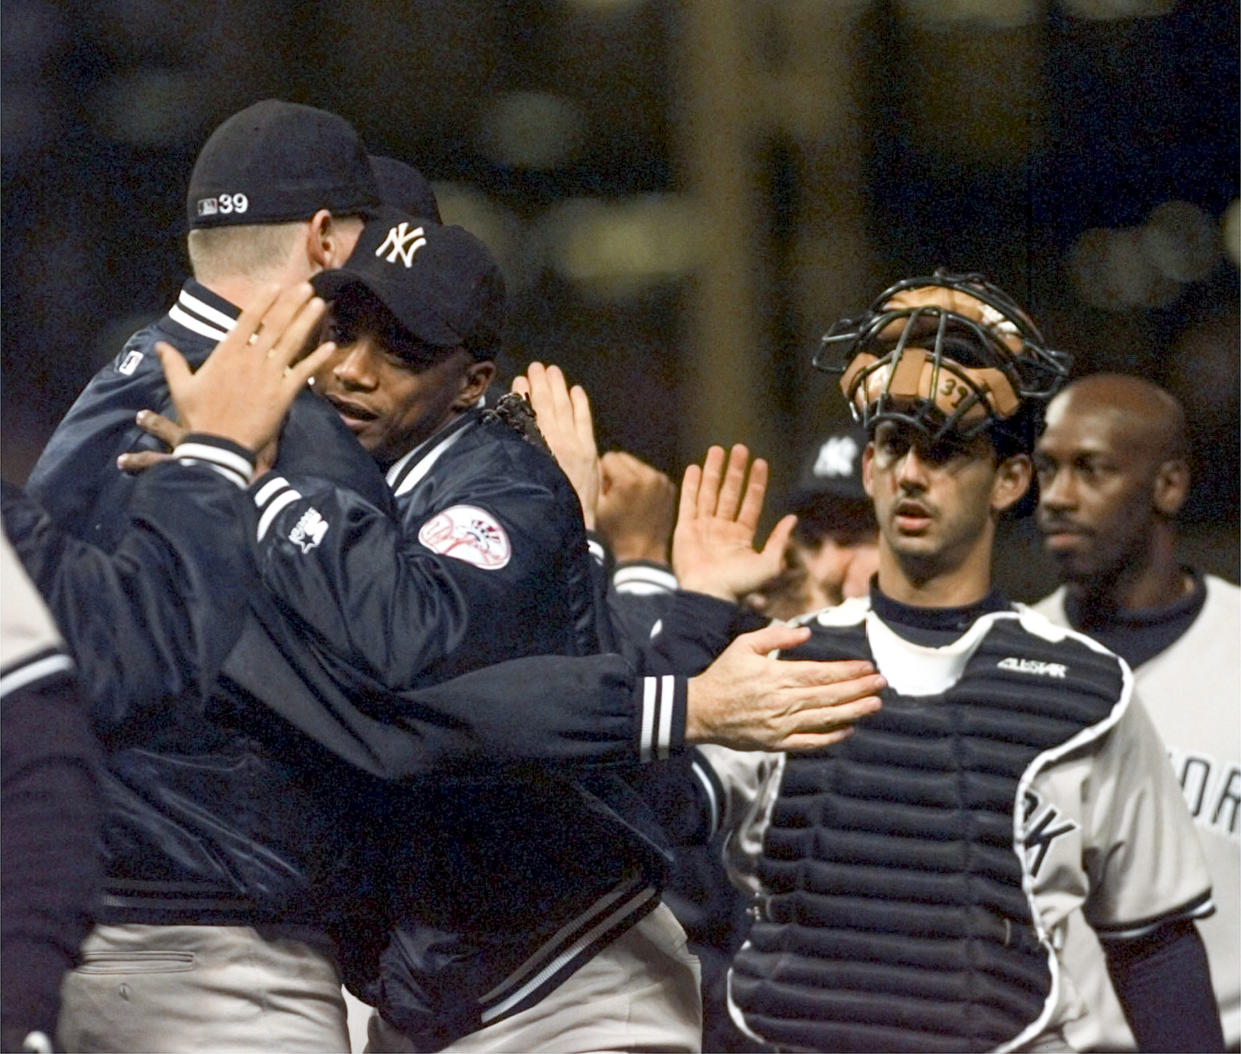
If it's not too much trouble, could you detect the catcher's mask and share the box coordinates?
[813,270,1071,453]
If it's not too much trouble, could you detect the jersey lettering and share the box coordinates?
[1021,790,1078,877]
[998,657,1068,678]
[1170,748,1240,839]
[1214,765,1240,836]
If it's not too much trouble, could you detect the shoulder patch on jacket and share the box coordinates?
[118,349,144,375]
[418,505,511,570]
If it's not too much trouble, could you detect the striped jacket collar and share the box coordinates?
[163,279,240,347]
[385,408,483,499]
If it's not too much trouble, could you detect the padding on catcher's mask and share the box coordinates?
[813,269,1072,449]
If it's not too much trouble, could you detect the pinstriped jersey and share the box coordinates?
[1035,576,1240,1050]
[703,595,1211,1052]
[0,533,71,690]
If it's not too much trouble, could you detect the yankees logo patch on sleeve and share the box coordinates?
[418,505,511,569]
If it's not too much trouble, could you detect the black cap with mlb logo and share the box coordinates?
[187,99,380,230]
[311,207,506,362]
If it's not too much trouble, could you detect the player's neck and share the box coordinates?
[1070,528,1187,614]
[196,275,290,310]
[875,550,994,610]
[194,251,316,311]
[1072,554,1190,614]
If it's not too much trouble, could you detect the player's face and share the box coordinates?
[313,309,485,468]
[801,533,880,606]
[1034,399,1159,585]
[864,420,1027,587]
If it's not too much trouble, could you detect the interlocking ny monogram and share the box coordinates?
[813,435,859,479]
[375,222,427,267]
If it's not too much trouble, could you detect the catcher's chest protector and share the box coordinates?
[730,616,1123,1053]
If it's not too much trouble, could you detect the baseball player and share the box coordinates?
[1031,373,1240,1050]
[692,271,1223,1052]
[750,423,879,619]
[7,284,334,725]
[1,538,99,1054]
[23,100,409,1052]
[2,286,331,1053]
[250,210,697,1053]
[23,99,886,1053]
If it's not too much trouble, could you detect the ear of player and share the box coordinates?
[814,269,1072,444]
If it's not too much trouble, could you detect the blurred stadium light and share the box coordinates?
[899,0,1038,28]
[475,91,586,170]
[1224,199,1241,266]
[1069,201,1223,310]
[1140,201,1221,283]
[95,71,206,146]
[541,193,700,300]
[432,183,535,294]
[1061,0,1176,19]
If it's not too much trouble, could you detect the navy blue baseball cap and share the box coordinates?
[187,100,380,229]
[311,208,505,362]
[783,425,877,539]
[790,426,869,505]
[370,155,442,223]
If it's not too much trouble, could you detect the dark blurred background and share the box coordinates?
[2,0,1237,597]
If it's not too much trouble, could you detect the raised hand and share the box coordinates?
[159,282,332,451]
[511,362,601,528]
[118,283,333,478]
[672,444,796,602]
[597,451,676,565]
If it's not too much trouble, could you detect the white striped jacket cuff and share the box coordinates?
[637,674,686,763]
[613,562,677,596]
[251,475,305,542]
[172,434,255,490]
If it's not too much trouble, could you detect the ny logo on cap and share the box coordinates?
[813,435,860,479]
[375,222,427,268]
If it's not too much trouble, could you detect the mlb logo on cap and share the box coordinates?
[187,99,379,230]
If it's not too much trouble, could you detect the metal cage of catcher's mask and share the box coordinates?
[812,270,1072,447]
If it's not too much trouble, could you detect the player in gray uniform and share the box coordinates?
[695,272,1224,1052]
[1031,373,1240,1050]
[1,538,97,1054]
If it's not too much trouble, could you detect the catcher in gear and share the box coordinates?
[694,269,1222,1053]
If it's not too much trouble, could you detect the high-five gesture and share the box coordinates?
[672,443,796,602]
[119,282,335,479]
[511,362,601,527]
[157,282,333,453]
